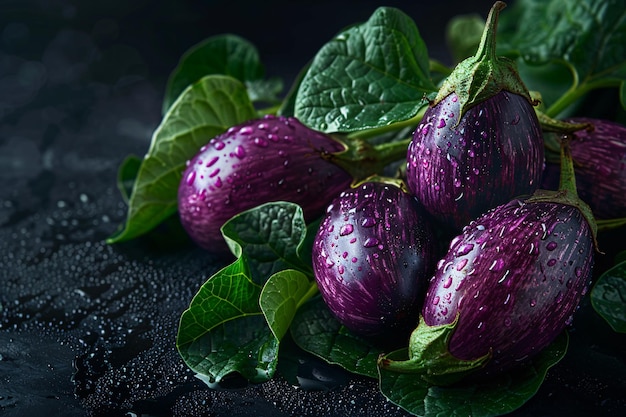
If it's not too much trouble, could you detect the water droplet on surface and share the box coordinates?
[185,171,196,186]
[443,276,453,289]
[546,241,558,251]
[254,137,269,147]
[337,265,345,275]
[437,119,446,128]
[456,244,474,256]
[547,259,557,267]
[529,299,537,307]
[213,141,225,150]
[239,126,254,135]
[339,224,354,236]
[432,296,440,305]
[234,145,246,159]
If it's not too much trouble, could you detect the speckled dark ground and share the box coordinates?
[1,1,625,416]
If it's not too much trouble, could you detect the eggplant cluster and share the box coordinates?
[174,0,607,385]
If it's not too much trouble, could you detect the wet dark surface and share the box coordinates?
[1,1,626,416]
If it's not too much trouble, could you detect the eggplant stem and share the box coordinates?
[474,1,507,63]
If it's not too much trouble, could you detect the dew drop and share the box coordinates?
[361,217,376,228]
[547,259,557,267]
[339,224,354,236]
[456,243,474,256]
[206,156,219,167]
[529,299,537,307]
[213,141,225,150]
[185,171,196,186]
[239,126,254,135]
[443,276,453,289]
[546,241,558,251]
[338,265,345,274]
[456,258,468,271]
[254,137,269,147]
[437,119,446,128]
[432,296,440,305]
[234,145,246,159]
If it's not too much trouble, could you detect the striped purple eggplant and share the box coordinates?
[420,196,594,375]
[178,115,352,252]
[406,1,544,230]
[542,117,626,219]
[380,136,596,381]
[312,181,437,345]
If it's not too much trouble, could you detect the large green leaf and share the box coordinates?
[290,296,383,379]
[499,0,626,114]
[107,75,256,244]
[162,34,265,113]
[294,7,436,133]
[378,332,569,417]
[591,260,626,333]
[177,202,315,384]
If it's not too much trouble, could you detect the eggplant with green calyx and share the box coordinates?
[178,115,353,252]
[542,117,626,221]
[406,1,544,231]
[379,135,596,384]
[312,179,438,347]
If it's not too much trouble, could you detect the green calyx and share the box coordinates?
[377,315,490,386]
[433,1,538,123]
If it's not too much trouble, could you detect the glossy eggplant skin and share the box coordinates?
[542,117,626,219]
[406,91,544,231]
[312,181,437,345]
[422,197,594,375]
[178,115,352,252]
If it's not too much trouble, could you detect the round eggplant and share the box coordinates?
[542,117,626,219]
[405,1,544,231]
[421,196,594,375]
[312,181,437,346]
[178,115,352,252]
[406,90,544,230]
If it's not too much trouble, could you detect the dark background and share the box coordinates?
[1,1,625,416]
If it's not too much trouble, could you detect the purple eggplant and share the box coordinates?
[542,117,626,219]
[312,180,437,346]
[420,196,594,375]
[406,1,544,230]
[380,136,596,382]
[178,115,352,252]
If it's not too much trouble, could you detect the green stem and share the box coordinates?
[329,137,411,182]
[296,282,320,311]
[474,1,506,63]
[557,136,578,197]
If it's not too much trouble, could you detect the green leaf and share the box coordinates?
[294,6,436,133]
[177,202,315,384]
[260,269,317,341]
[378,332,569,417]
[162,34,265,114]
[221,202,313,284]
[499,0,626,114]
[107,75,257,244]
[591,260,626,333]
[290,296,383,379]
[115,154,142,204]
[176,257,277,384]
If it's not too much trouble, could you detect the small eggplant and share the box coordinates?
[406,1,544,230]
[312,180,437,346]
[178,115,352,252]
[542,117,626,219]
[380,136,596,383]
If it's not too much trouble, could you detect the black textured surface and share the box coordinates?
[1,1,625,416]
